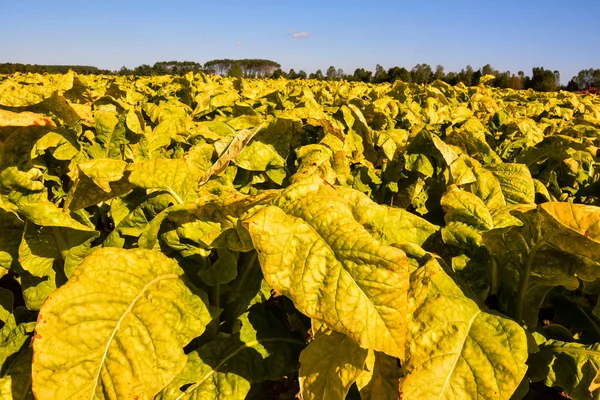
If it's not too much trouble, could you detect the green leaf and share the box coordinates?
[14,197,99,309]
[401,257,528,399]
[291,144,335,184]
[232,118,292,171]
[0,110,57,171]
[469,165,506,208]
[173,190,277,253]
[355,351,401,400]
[528,339,600,400]
[488,164,535,205]
[0,168,44,193]
[19,218,97,275]
[91,107,128,159]
[338,187,439,246]
[0,310,35,375]
[484,203,600,328]
[245,177,409,359]
[201,123,266,184]
[539,202,600,259]
[14,194,95,231]
[157,306,303,400]
[299,331,368,400]
[405,154,434,178]
[441,185,493,231]
[198,248,238,286]
[0,73,74,107]
[0,110,55,129]
[2,347,34,400]
[31,131,79,161]
[128,158,200,204]
[65,159,134,211]
[441,221,483,249]
[0,211,23,270]
[32,248,214,400]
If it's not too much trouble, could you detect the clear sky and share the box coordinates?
[2,0,599,83]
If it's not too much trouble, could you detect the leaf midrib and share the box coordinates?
[437,309,480,398]
[88,273,178,400]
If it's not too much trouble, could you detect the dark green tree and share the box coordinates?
[271,68,287,79]
[310,69,324,80]
[388,66,411,82]
[566,79,579,91]
[433,65,445,81]
[530,67,558,91]
[373,64,389,83]
[444,71,458,85]
[411,64,432,84]
[352,68,372,82]
[481,64,496,76]
[133,64,154,76]
[119,66,133,75]
[326,66,337,80]
[457,65,474,86]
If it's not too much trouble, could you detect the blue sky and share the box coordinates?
[2,0,599,83]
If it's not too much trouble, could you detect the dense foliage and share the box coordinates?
[0,71,600,399]
[4,62,599,93]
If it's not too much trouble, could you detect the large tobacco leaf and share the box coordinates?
[245,177,409,359]
[32,248,214,400]
[484,202,600,328]
[401,258,528,399]
[299,330,368,400]
[529,338,600,400]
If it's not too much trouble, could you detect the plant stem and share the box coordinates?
[234,251,259,294]
[515,237,548,325]
[490,258,498,296]
[210,283,220,330]
[165,187,184,205]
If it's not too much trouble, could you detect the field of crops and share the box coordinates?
[0,71,600,399]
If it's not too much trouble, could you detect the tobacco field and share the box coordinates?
[1,71,600,399]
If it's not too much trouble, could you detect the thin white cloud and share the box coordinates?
[236,42,242,46]
[291,32,310,39]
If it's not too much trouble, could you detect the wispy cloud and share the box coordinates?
[291,31,310,39]
[236,42,242,46]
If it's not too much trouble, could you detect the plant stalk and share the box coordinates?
[515,237,549,325]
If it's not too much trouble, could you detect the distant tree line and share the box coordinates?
[0,60,280,78]
[116,59,280,78]
[2,61,599,92]
[0,63,113,75]
[204,59,281,77]
[274,64,588,92]
[127,61,204,76]
[569,68,600,91]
